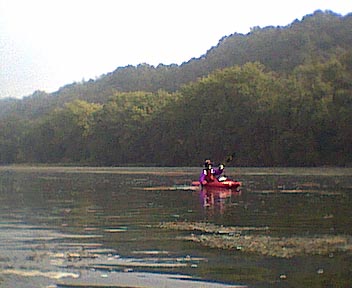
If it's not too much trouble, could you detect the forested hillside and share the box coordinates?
[0,10,351,166]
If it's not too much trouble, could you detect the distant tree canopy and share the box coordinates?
[0,11,351,166]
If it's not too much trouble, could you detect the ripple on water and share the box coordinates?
[0,220,244,288]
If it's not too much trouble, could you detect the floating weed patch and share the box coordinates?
[185,234,351,258]
[1,269,79,280]
[160,221,269,234]
[160,222,352,258]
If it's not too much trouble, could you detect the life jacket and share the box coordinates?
[203,168,215,182]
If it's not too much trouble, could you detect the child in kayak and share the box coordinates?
[199,159,224,185]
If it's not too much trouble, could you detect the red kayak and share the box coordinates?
[192,177,241,190]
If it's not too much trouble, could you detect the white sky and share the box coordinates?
[0,0,351,98]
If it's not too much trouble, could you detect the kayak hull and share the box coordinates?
[192,180,241,190]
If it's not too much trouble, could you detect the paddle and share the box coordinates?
[222,152,236,165]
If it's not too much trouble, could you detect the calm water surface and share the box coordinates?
[0,167,351,287]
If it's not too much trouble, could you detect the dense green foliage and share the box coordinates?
[0,11,351,166]
[1,10,351,119]
[137,58,352,166]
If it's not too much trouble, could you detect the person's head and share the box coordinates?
[204,159,212,169]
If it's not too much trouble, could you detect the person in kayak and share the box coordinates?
[199,159,225,185]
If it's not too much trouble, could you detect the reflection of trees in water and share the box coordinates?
[0,171,26,208]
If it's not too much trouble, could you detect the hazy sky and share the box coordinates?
[0,0,351,98]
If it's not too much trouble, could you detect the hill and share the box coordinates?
[0,10,351,166]
[0,10,351,120]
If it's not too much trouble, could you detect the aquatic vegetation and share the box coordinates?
[160,221,352,258]
[160,222,269,234]
[1,269,79,280]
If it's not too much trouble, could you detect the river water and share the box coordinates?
[0,166,351,287]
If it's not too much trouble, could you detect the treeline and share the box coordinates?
[1,53,351,166]
[1,10,351,120]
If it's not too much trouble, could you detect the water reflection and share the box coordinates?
[0,167,351,287]
[200,187,242,215]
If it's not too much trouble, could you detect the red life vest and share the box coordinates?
[204,168,215,182]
